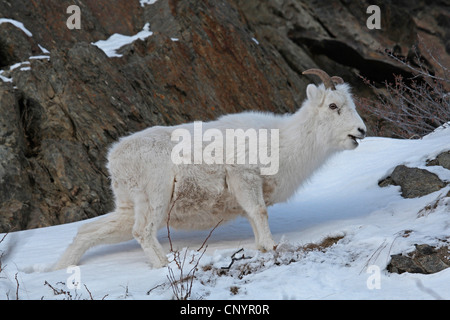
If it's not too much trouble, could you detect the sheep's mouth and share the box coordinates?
[348,134,363,145]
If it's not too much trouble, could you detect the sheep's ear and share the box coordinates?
[306,84,322,102]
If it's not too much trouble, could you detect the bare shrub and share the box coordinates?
[0,232,21,300]
[43,281,104,300]
[164,195,222,300]
[205,235,345,280]
[166,248,205,300]
[0,233,7,275]
[357,37,449,139]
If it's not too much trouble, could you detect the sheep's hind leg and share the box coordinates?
[132,191,169,268]
[53,181,134,270]
[53,208,134,270]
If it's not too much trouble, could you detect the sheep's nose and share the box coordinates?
[358,127,366,137]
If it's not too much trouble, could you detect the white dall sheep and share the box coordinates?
[54,69,366,269]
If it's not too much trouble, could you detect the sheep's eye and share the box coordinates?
[329,103,338,110]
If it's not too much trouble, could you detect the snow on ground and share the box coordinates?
[0,18,49,84]
[1,125,449,300]
[140,0,158,6]
[0,18,33,37]
[91,21,181,58]
[91,23,153,58]
[0,53,50,84]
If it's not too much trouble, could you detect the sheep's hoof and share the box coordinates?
[257,240,277,252]
[149,256,169,269]
[151,261,168,269]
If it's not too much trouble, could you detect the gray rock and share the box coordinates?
[427,151,450,170]
[379,165,446,198]
[0,0,306,232]
[387,254,426,274]
[0,85,33,231]
[387,244,450,274]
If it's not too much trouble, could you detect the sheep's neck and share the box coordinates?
[275,105,336,201]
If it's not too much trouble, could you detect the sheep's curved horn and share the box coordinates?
[302,68,335,90]
[331,76,344,85]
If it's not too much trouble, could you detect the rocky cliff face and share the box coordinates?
[0,0,448,231]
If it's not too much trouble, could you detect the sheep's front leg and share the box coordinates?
[226,169,276,252]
